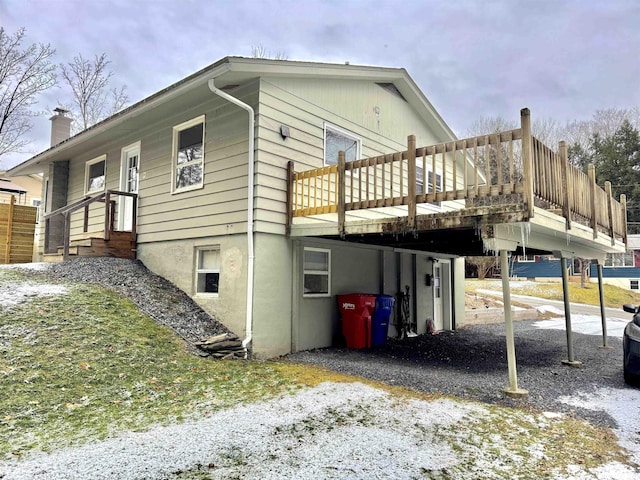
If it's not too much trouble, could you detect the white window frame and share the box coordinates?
[85,155,107,195]
[195,246,220,296]
[31,198,41,223]
[517,254,536,263]
[303,247,331,298]
[172,115,205,193]
[605,251,635,268]
[416,166,442,207]
[323,123,361,167]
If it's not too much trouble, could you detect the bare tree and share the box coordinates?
[466,256,498,280]
[250,44,288,60]
[60,53,128,132]
[0,27,56,158]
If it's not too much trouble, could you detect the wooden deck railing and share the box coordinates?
[289,108,627,244]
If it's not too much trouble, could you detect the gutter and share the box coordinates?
[207,73,255,358]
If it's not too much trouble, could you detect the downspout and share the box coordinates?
[207,77,255,357]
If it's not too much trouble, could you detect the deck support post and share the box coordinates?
[500,249,528,399]
[558,255,582,366]
[596,261,611,349]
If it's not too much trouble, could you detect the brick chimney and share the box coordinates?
[50,108,72,147]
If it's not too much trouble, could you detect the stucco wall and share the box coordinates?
[137,234,248,339]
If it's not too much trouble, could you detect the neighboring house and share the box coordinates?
[7,57,627,359]
[0,172,42,208]
[511,235,640,291]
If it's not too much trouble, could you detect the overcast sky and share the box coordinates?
[1,0,639,169]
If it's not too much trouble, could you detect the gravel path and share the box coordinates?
[287,320,630,429]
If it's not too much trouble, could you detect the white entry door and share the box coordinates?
[433,264,443,330]
[119,142,140,231]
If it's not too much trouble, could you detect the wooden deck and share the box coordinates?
[287,109,627,257]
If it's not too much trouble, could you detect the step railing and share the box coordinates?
[44,190,138,261]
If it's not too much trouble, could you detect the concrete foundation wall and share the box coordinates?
[252,233,293,358]
[137,234,248,339]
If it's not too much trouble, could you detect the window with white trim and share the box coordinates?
[196,247,220,294]
[605,252,635,267]
[517,254,536,262]
[85,155,106,194]
[31,198,41,223]
[324,124,360,166]
[416,166,442,206]
[172,115,205,192]
[303,247,331,297]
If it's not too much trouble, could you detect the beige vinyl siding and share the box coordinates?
[63,82,258,243]
[254,77,463,234]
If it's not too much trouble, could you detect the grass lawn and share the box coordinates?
[0,268,334,458]
[0,267,634,478]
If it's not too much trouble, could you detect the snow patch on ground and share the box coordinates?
[536,304,565,315]
[0,382,482,480]
[0,263,67,307]
[559,388,640,468]
[0,282,68,307]
[533,315,628,338]
[0,262,51,272]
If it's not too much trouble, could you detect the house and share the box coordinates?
[512,234,640,291]
[7,57,627,370]
[0,172,42,207]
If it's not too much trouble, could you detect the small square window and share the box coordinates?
[173,116,205,192]
[631,280,639,290]
[196,247,220,294]
[303,247,331,297]
[85,155,106,194]
[324,124,360,166]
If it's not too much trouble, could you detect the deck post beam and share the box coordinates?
[521,108,534,219]
[559,141,572,230]
[588,164,598,239]
[596,260,611,349]
[338,151,346,238]
[500,249,528,399]
[556,252,582,366]
[407,135,417,230]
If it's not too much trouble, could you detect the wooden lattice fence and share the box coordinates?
[0,197,37,264]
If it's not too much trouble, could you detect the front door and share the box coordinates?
[119,142,140,231]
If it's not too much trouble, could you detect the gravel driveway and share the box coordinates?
[287,320,630,428]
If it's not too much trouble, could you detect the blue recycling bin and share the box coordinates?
[371,295,395,347]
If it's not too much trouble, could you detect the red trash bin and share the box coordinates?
[338,294,376,348]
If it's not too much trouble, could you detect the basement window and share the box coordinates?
[303,247,331,297]
[196,247,220,295]
[631,280,639,290]
[85,155,106,195]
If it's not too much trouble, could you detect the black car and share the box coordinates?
[622,304,640,384]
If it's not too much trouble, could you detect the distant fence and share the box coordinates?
[0,197,37,264]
